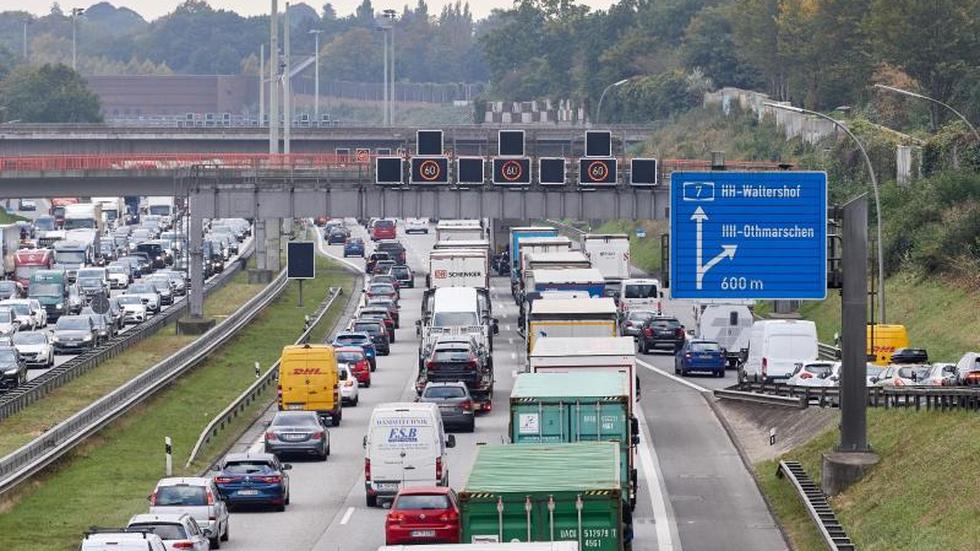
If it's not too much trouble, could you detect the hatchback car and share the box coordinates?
[785,361,835,386]
[418,382,475,432]
[875,365,932,387]
[12,331,53,368]
[116,295,148,324]
[366,297,400,327]
[52,315,97,354]
[403,217,429,234]
[79,530,166,551]
[148,477,229,548]
[332,332,378,370]
[336,346,372,387]
[366,251,391,273]
[350,319,390,356]
[264,410,330,461]
[366,282,398,305]
[212,452,292,511]
[126,513,210,551]
[622,310,657,338]
[371,219,397,241]
[674,339,726,377]
[326,227,348,245]
[343,237,365,258]
[639,316,686,353]
[338,364,360,406]
[390,265,415,289]
[384,486,461,545]
[0,346,27,389]
[919,363,958,386]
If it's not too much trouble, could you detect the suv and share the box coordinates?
[79,529,166,551]
[638,316,686,353]
[390,265,415,288]
[371,219,396,241]
[148,477,230,548]
[351,318,390,356]
[375,240,407,264]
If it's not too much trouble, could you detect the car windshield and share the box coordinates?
[0,308,14,322]
[56,318,89,330]
[117,296,142,305]
[29,283,61,297]
[375,220,394,229]
[222,461,276,475]
[154,485,206,506]
[0,349,17,362]
[108,265,127,274]
[391,266,409,276]
[6,303,29,315]
[652,318,680,329]
[433,311,479,326]
[691,342,721,352]
[336,351,364,363]
[13,332,45,344]
[866,365,884,377]
[131,285,154,293]
[334,335,367,345]
[625,284,658,299]
[368,284,394,294]
[433,350,472,362]
[898,366,930,380]
[395,494,450,510]
[129,523,187,540]
[424,386,467,398]
[271,413,319,427]
[79,278,102,288]
[805,363,833,376]
[34,218,55,231]
[629,311,654,321]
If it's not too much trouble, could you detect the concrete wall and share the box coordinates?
[87,75,255,117]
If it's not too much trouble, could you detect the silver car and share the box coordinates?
[263,410,330,460]
[149,477,230,548]
[418,381,475,433]
[127,513,210,551]
[622,310,656,338]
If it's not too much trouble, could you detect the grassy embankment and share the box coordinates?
[0,255,354,551]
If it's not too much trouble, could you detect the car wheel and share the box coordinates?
[276,502,286,512]
[366,493,378,508]
[363,380,370,388]
[680,368,687,377]
[332,415,341,427]
[466,419,476,433]
[221,523,229,542]
[285,491,291,505]
[210,536,221,549]
[326,444,331,457]
[353,395,359,406]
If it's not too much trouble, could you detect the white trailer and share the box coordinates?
[432,239,491,253]
[91,197,125,225]
[427,249,489,289]
[697,304,755,368]
[0,224,21,275]
[529,336,639,403]
[436,220,485,241]
[584,233,631,283]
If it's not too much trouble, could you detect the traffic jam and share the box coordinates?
[0,197,250,392]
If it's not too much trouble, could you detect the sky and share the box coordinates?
[16,0,618,21]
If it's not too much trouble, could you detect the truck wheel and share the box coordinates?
[332,414,341,427]
[366,494,378,508]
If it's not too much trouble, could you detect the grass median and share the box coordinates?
[0,262,264,458]
[0,255,353,550]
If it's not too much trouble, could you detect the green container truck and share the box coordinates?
[509,372,638,510]
[459,442,628,551]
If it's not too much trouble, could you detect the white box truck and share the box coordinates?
[436,220,485,241]
[427,249,489,289]
[584,233,631,283]
[529,336,639,403]
[525,298,619,356]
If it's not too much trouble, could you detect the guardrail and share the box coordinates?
[728,381,980,412]
[776,461,855,551]
[713,387,808,409]
[184,286,344,468]
[0,240,254,422]
[0,266,289,498]
[818,342,841,360]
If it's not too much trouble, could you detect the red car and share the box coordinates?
[385,487,460,545]
[335,346,371,387]
[371,219,396,241]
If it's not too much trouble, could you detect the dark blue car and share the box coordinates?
[212,452,291,511]
[343,238,365,258]
[674,340,726,377]
[332,331,377,371]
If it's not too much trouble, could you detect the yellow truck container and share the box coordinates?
[278,344,342,426]
[867,324,909,365]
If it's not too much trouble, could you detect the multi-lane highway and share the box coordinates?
[217,220,787,551]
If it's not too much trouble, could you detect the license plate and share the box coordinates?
[238,489,258,496]
[411,530,436,538]
[375,482,398,491]
[283,434,306,441]
[286,404,304,411]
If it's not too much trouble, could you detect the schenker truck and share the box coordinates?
[427,249,489,290]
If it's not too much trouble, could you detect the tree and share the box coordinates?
[681,5,762,90]
[0,63,102,122]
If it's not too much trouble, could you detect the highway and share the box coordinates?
[216,220,787,551]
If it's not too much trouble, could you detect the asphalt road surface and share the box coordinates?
[218,220,787,551]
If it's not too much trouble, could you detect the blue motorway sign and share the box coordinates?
[669,171,827,300]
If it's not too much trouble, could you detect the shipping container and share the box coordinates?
[460,442,627,551]
[510,372,637,508]
[379,544,579,551]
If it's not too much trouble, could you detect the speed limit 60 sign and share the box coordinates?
[410,157,449,184]
[579,158,617,186]
[492,157,531,185]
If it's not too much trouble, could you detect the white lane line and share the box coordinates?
[505,324,511,332]
[507,337,514,345]
[637,357,709,393]
[635,402,682,551]
[510,352,517,361]
[339,506,355,525]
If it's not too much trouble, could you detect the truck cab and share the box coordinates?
[28,269,68,321]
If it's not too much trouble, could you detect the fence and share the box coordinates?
[725,381,980,412]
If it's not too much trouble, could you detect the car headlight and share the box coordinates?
[4,368,18,375]
[83,334,93,341]
[51,335,59,342]
[56,303,63,309]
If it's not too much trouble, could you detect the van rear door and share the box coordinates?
[370,421,438,489]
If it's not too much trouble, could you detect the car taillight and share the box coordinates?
[467,359,479,370]
[436,456,443,480]
[148,491,157,505]
[675,328,684,338]
[460,400,473,411]
[214,476,234,484]
[265,431,277,441]
[800,372,812,379]
[311,431,324,440]
[357,359,369,372]
[388,512,405,522]
[172,542,195,549]
[365,458,371,481]
[426,361,436,370]
[439,511,459,522]
[258,475,282,484]
[644,327,653,337]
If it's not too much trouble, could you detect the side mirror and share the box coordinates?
[492,318,500,335]
[363,435,368,449]
[446,434,456,448]
[282,464,293,471]
[146,494,153,502]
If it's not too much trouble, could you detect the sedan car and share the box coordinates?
[0,345,27,389]
[0,299,36,330]
[403,217,429,234]
[875,365,932,387]
[417,382,475,432]
[338,364,360,406]
[343,237,365,258]
[127,513,210,551]
[336,346,371,387]
[674,339,726,377]
[0,307,21,336]
[12,331,53,368]
[785,361,835,386]
[212,452,292,511]
[385,486,461,545]
[115,295,148,324]
[366,297,400,328]
[326,228,348,245]
[621,310,657,338]
[332,332,378,371]
[264,410,330,461]
[144,277,175,305]
[639,316,686,353]
[126,284,162,313]
[390,265,415,289]
[51,315,97,354]
[105,263,131,289]
[81,308,116,345]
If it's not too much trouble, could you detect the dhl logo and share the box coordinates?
[870,345,896,353]
[290,368,324,375]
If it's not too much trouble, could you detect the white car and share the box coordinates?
[12,331,54,368]
[404,217,429,234]
[124,284,161,313]
[0,307,20,336]
[79,530,166,551]
[0,299,36,331]
[338,364,359,406]
[115,295,148,324]
[27,298,47,328]
[875,364,932,387]
[127,512,210,551]
[106,264,131,289]
[785,361,835,387]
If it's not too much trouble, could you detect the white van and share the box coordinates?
[620,278,663,314]
[698,304,754,368]
[364,402,456,507]
[741,320,819,382]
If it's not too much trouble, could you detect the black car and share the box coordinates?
[638,316,686,353]
[366,252,391,274]
[0,346,27,389]
[891,348,928,364]
[326,228,348,245]
[390,265,414,288]
[136,243,167,269]
[351,319,390,356]
[375,241,407,264]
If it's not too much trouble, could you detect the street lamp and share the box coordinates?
[309,30,323,122]
[873,83,980,144]
[595,78,630,125]
[71,7,84,71]
[765,101,887,323]
[22,18,32,60]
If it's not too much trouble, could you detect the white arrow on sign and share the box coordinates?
[691,206,737,289]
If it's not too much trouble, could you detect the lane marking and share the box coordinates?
[339,506,355,525]
[636,402,682,551]
[505,324,511,332]
[507,337,514,345]
[637,357,709,393]
[510,352,517,361]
